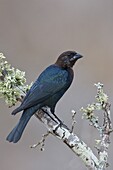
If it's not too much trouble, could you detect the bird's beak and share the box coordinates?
[70,53,83,61]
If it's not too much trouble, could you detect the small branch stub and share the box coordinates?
[71,110,77,133]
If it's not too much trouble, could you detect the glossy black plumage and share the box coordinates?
[6,51,83,143]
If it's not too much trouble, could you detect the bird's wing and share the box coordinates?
[19,65,69,110]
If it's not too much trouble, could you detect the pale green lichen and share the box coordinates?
[0,53,32,106]
[80,83,108,120]
[95,139,101,145]
[95,82,108,104]
[80,82,110,146]
[81,104,95,119]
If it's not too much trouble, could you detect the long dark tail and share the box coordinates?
[6,105,39,143]
[11,106,23,115]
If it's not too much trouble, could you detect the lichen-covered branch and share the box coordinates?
[0,53,112,170]
[81,83,112,169]
[35,107,99,170]
[0,53,32,106]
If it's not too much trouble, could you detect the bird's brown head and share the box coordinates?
[55,51,83,68]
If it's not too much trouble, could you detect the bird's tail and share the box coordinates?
[6,105,39,143]
[11,106,23,115]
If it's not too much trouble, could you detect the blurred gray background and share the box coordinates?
[0,0,113,170]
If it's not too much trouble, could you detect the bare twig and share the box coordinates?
[71,110,77,133]
[30,131,50,151]
[98,102,112,170]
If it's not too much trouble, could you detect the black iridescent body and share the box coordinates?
[6,51,83,143]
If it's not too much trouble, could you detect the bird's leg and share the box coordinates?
[41,108,63,125]
[52,112,63,125]
[41,108,58,124]
[52,112,69,130]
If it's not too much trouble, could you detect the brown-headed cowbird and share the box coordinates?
[6,51,83,143]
